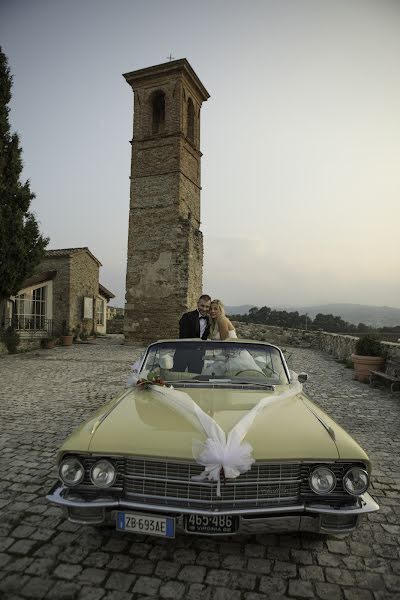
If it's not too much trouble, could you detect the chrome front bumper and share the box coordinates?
[47,483,379,536]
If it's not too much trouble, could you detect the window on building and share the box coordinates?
[187,98,195,142]
[96,298,105,326]
[152,91,165,134]
[15,285,47,330]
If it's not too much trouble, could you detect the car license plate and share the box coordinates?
[116,511,175,538]
[185,514,238,534]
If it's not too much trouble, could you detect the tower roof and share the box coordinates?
[123,58,210,102]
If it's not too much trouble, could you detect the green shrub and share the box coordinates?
[1,327,20,354]
[354,335,385,357]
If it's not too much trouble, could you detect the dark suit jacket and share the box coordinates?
[173,310,210,372]
[179,310,210,340]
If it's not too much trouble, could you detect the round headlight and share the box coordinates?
[59,457,85,487]
[90,459,116,488]
[343,468,369,496]
[309,466,336,495]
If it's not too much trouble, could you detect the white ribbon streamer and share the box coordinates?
[145,378,303,496]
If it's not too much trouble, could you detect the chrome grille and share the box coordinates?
[124,458,302,508]
[66,456,364,507]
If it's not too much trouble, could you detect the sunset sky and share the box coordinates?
[1,0,399,309]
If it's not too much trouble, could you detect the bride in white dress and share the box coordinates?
[205,300,262,376]
[208,300,237,340]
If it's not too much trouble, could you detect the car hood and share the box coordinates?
[60,385,369,463]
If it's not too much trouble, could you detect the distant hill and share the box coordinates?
[227,302,400,327]
[225,304,255,315]
[296,303,400,328]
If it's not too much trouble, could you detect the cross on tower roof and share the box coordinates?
[166,53,175,61]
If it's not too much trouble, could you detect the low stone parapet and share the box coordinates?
[233,321,400,362]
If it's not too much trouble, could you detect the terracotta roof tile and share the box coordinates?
[45,247,102,266]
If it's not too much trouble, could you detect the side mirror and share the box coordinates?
[298,372,308,383]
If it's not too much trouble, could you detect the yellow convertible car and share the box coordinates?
[47,339,379,538]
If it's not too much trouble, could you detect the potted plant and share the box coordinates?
[352,335,386,382]
[61,320,73,347]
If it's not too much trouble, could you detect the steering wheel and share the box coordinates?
[235,369,266,378]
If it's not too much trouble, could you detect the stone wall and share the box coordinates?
[0,334,45,355]
[107,319,124,334]
[37,256,71,335]
[233,322,400,362]
[69,252,99,335]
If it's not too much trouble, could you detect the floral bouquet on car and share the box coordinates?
[136,371,167,389]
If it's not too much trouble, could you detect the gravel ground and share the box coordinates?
[0,337,399,600]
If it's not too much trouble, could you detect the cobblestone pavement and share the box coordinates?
[0,338,399,600]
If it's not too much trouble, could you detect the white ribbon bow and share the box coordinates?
[145,379,302,496]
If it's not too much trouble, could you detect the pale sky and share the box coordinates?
[1,0,399,309]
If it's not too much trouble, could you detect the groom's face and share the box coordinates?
[197,299,211,317]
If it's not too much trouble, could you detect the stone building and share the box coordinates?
[107,305,124,321]
[123,59,209,344]
[3,247,114,340]
[97,284,116,335]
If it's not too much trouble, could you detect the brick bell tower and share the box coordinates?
[123,59,210,344]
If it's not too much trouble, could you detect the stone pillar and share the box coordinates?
[123,59,210,344]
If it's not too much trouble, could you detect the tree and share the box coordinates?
[312,313,351,333]
[0,48,48,321]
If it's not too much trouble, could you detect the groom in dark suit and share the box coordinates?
[173,294,211,372]
[179,294,211,340]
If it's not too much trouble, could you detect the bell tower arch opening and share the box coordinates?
[187,97,195,142]
[151,90,166,134]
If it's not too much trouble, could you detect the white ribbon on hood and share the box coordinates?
[143,378,303,496]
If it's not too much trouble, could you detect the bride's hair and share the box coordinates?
[210,299,225,339]
[211,299,225,317]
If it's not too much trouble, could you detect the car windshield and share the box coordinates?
[140,341,290,385]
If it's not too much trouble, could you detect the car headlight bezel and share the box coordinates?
[59,456,85,487]
[343,467,369,496]
[90,459,117,488]
[309,466,336,495]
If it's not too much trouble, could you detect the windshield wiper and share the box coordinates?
[163,378,276,390]
[232,380,275,390]
[164,378,203,384]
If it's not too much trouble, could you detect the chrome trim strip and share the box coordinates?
[47,483,303,515]
[123,474,302,486]
[47,483,379,517]
[126,456,304,466]
[74,484,123,492]
[302,401,336,441]
[305,493,379,515]
[123,491,300,505]
[90,389,132,434]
